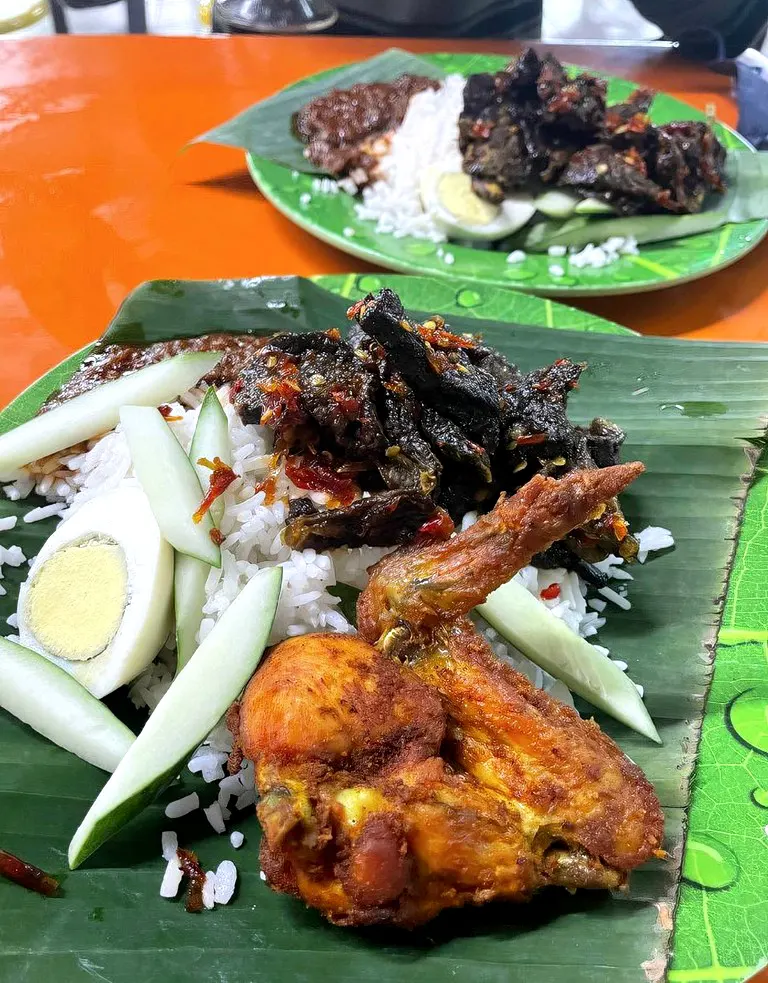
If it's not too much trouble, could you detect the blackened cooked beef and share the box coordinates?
[283,490,437,551]
[420,408,492,484]
[650,121,726,212]
[232,343,310,445]
[42,334,269,412]
[298,343,386,458]
[352,289,501,451]
[499,358,587,469]
[228,288,638,558]
[557,144,682,215]
[603,87,654,151]
[287,497,319,522]
[543,73,607,133]
[378,381,441,495]
[469,347,523,391]
[532,541,610,589]
[536,52,569,104]
[579,418,626,469]
[458,46,726,214]
[292,75,439,182]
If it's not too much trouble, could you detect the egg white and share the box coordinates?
[18,485,173,699]
[419,166,536,242]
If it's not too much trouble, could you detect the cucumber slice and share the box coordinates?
[0,636,136,772]
[534,190,579,219]
[174,553,209,674]
[120,406,220,567]
[574,197,616,216]
[68,565,282,868]
[0,352,222,482]
[174,388,232,672]
[189,387,231,527]
[478,579,661,744]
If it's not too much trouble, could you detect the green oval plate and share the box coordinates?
[247,53,766,298]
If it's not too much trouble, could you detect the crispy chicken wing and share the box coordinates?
[237,464,663,928]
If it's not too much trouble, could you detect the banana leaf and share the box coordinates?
[1,274,767,983]
[193,48,444,173]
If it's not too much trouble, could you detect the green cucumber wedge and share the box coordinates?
[68,565,282,868]
[174,553,210,674]
[534,190,579,219]
[0,352,222,482]
[478,579,661,744]
[189,387,231,527]
[120,406,220,567]
[573,197,616,216]
[175,388,232,672]
[0,636,136,772]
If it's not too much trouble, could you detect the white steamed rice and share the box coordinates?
[354,74,465,242]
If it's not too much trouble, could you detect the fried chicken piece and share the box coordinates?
[357,463,644,643]
[238,464,663,928]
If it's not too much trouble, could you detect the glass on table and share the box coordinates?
[212,0,338,33]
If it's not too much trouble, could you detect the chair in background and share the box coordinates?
[49,0,147,32]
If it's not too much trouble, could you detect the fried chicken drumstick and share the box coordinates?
[236,463,663,928]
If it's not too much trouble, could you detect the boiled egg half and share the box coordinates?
[17,485,173,698]
[419,166,536,242]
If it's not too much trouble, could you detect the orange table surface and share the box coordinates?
[1,35,766,407]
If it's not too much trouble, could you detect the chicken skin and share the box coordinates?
[237,464,664,928]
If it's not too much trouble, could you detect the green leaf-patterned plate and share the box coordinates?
[246,53,767,297]
[1,274,767,983]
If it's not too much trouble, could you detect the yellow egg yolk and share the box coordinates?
[438,172,500,226]
[23,537,128,662]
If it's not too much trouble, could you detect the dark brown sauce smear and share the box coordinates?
[0,848,59,896]
[177,848,206,913]
[41,334,270,412]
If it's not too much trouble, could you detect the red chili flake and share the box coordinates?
[0,848,59,897]
[158,404,183,422]
[210,528,224,546]
[325,327,341,341]
[516,433,547,447]
[418,317,477,352]
[177,848,205,913]
[255,354,303,426]
[230,377,244,397]
[471,119,493,140]
[416,508,455,541]
[346,299,366,320]
[329,387,361,417]
[254,472,278,505]
[285,456,357,506]
[193,456,237,525]
[540,583,561,601]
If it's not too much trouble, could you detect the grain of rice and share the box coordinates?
[202,872,216,909]
[599,586,632,610]
[506,250,526,264]
[165,792,200,819]
[23,502,67,523]
[161,831,178,861]
[230,831,245,849]
[204,801,226,834]
[0,516,18,532]
[213,860,237,904]
[160,855,183,898]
